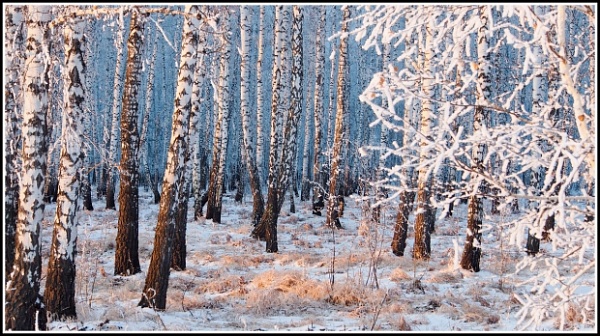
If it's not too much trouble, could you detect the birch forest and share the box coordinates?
[3,4,596,332]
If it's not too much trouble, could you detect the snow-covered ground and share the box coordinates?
[37,189,595,332]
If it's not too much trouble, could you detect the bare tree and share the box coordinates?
[312,5,326,204]
[139,5,202,310]
[105,9,126,210]
[4,4,26,281]
[114,7,145,276]
[240,5,265,226]
[206,6,235,224]
[5,5,52,331]
[44,14,87,320]
[326,6,350,229]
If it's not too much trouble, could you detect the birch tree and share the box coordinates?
[114,7,145,276]
[139,5,202,310]
[240,5,265,226]
[326,6,350,229]
[4,5,26,281]
[459,6,492,271]
[206,6,234,224]
[312,5,326,204]
[5,5,52,331]
[105,9,126,210]
[44,14,87,320]
[139,15,161,204]
[251,5,297,253]
[255,5,268,189]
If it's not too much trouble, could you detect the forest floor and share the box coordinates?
[37,189,596,332]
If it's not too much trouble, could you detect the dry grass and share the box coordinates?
[195,273,243,294]
[280,214,300,225]
[426,271,463,284]
[389,268,412,282]
[209,233,232,245]
[384,315,412,331]
[250,270,328,300]
[328,280,370,306]
[243,270,330,316]
[460,302,499,324]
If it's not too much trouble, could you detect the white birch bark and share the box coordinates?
[5,5,52,331]
[140,5,202,310]
[44,15,87,319]
[106,9,126,209]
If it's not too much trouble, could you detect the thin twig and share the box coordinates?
[370,289,389,331]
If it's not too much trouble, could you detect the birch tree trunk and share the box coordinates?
[139,5,201,310]
[190,10,209,221]
[114,7,145,276]
[44,15,87,320]
[4,4,26,281]
[172,16,209,271]
[140,17,161,205]
[255,6,267,184]
[240,5,265,226]
[326,6,349,229]
[207,7,234,224]
[556,6,595,172]
[312,5,326,203]
[373,42,390,223]
[282,5,304,215]
[251,5,292,251]
[106,10,126,210]
[461,6,491,272]
[413,14,435,261]
[81,16,95,212]
[5,5,52,331]
[525,5,548,257]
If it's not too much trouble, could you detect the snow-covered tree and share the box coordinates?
[353,4,595,330]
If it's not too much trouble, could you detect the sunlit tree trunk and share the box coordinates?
[139,5,201,310]
[5,5,52,331]
[413,13,435,261]
[556,6,595,172]
[44,15,87,320]
[326,6,350,229]
[114,8,145,276]
[4,4,26,281]
[251,5,293,252]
